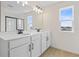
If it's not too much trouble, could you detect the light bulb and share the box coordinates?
[25,1,28,5]
[39,9,43,13]
[38,11,40,14]
[38,9,40,14]
[35,8,38,12]
[22,3,25,6]
[17,1,20,4]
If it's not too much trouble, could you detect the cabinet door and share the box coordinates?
[10,43,31,57]
[42,37,47,53]
[41,32,47,53]
[46,36,51,49]
[31,35,41,57]
[46,32,51,49]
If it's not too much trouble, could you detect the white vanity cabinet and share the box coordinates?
[0,35,31,57]
[0,31,51,57]
[41,31,51,53]
[10,43,31,57]
[9,36,31,57]
[31,33,41,57]
[46,32,51,49]
[41,32,47,53]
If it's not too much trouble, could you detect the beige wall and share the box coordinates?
[45,2,79,54]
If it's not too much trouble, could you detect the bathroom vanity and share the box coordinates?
[0,31,51,57]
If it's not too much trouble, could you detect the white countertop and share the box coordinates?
[23,31,42,35]
[0,32,30,40]
[0,31,48,41]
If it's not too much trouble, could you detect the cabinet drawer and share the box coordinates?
[42,39,47,53]
[10,43,30,57]
[42,32,47,38]
[31,34,41,41]
[9,37,30,49]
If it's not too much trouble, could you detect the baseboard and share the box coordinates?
[51,46,79,56]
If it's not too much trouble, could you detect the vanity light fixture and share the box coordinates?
[17,1,43,14]
[22,3,25,6]
[17,1,20,4]
[33,5,43,14]
[17,1,28,6]
[24,1,28,5]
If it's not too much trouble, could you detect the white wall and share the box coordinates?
[24,9,53,31]
[1,2,26,32]
[28,1,79,54]
[24,11,44,31]
[44,2,79,54]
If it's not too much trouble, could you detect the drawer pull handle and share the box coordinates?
[32,43,34,50]
[46,36,48,41]
[29,44,31,51]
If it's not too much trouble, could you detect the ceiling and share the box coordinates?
[1,1,58,14]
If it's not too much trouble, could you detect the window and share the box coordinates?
[27,16,32,30]
[5,16,24,32]
[5,16,17,32]
[17,19,24,30]
[59,6,74,32]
